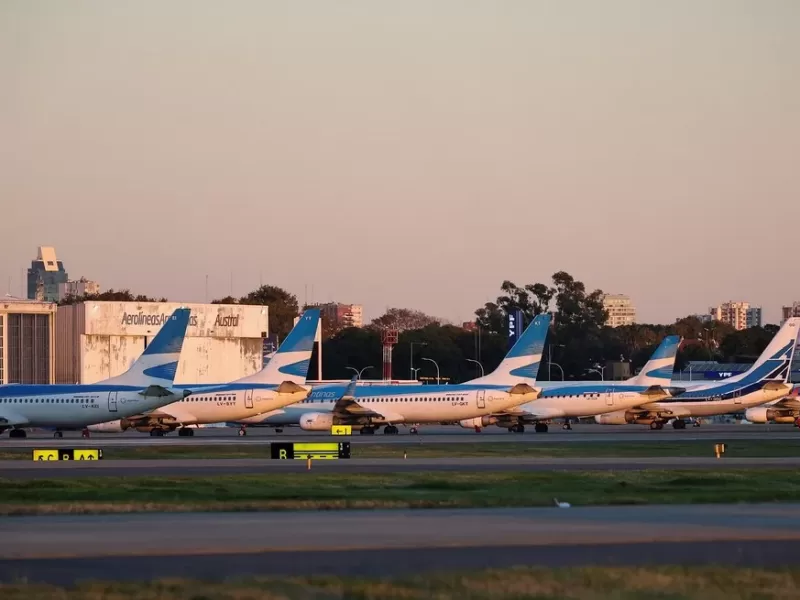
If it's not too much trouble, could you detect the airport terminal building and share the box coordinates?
[55,301,269,384]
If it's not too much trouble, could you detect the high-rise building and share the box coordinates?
[746,307,763,329]
[782,302,800,325]
[314,302,363,330]
[709,301,760,330]
[602,294,636,327]
[27,246,68,302]
[58,277,101,300]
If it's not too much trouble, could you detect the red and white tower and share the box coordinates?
[381,328,398,381]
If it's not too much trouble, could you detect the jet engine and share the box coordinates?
[745,406,797,424]
[594,411,654,425]
[299,412,335,431]
[458,416,497,429]
[86,419,130,433]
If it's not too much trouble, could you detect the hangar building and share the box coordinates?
[55,301,268,384]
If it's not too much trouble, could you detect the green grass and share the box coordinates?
[2,439,800,461]
[3,469,800,515]
[4,567,800,599]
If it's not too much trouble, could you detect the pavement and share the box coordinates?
[1,456,800,479]
[1,424,797,447]
[3,504,800,583]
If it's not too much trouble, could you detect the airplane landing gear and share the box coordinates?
[179,428,195,437]
[81,428,90,439]
[562,419,572,430]
[359,426,376,435]
[9,429,26,439]
[384,425,399,435]
[53,430,63,439]
[149,428,165,437]
[509,424,525,433]
[649,421,664,430]
[672,419,687,430]
[409,427,419,435]
[237,426,247,437]
[534,422,548,433]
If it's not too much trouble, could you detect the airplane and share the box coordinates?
[86,308,321,437]
[595,317,800,429]
[475,334,684,433]
[0,307,193,439]
[743,384,800,426]
[236,313,552,435]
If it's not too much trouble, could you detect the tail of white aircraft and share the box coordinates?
[102,307,191,388]
[628,335,682,387]
[726,317,800,385]
[238,308,320,385]
[470,313,551,386]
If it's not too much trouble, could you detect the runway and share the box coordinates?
[2,456,800,479]
[2,504,800,583]
[1,423,796,447]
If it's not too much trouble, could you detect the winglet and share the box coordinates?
[103,308,191,387]
[237,308,320,385]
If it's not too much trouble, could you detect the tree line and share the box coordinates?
[59,276,782,383]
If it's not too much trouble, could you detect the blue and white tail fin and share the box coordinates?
[238,308,320,385]
[102,308,191,388]
[469,313,551,386]
[629,335,682,387]
[727,317,800,385]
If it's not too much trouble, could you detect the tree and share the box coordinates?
[239,285,299,340]
[211,296,238,305]
[57,288,167,306]
[370,308,441,332]
[475,280,553,334]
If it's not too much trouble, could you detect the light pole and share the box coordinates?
[346,365,373,380]
[411,367,421,380]
[548,344,565,381]
[422,357,440,385]
[465,358,484,378]
[587,365,605,381]
[410,342,428,379]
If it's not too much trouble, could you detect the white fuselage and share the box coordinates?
[0,385,184,428]
[637,386,790,418]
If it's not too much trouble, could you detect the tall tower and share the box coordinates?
[381,328,398,381]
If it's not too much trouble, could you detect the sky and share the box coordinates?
[1,1,798,325]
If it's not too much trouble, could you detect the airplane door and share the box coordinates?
[108,392,118,413]
[605,388,614,407]
[734,390,742,404]
[477,390,486,409]
[244,389,254,410]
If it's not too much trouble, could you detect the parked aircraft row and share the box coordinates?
[1,308,797,438]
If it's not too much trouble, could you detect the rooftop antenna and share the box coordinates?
[205,275,208,303]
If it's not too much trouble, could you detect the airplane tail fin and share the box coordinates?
[727,317,800,385]
[470,313,551,386]
[628,335,682,387]
[238,308,320,385]
[102,308,191,388]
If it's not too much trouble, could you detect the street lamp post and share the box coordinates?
[548,344,565,381]
[422,357,440,385]
[587,365,605,381]
[465,358,485,378]
[346,365,374,380]
[411,367,421,380]
[410,342,428,380]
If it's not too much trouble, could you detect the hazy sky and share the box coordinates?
[2,1,798,325]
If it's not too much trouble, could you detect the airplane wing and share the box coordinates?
[328,377,404,423]
[0,411,29,427]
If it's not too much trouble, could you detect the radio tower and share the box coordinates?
[381,328,398,381]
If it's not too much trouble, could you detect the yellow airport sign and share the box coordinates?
[331,425,352,435]
[33,448,103,461]
[271,442,350,459]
